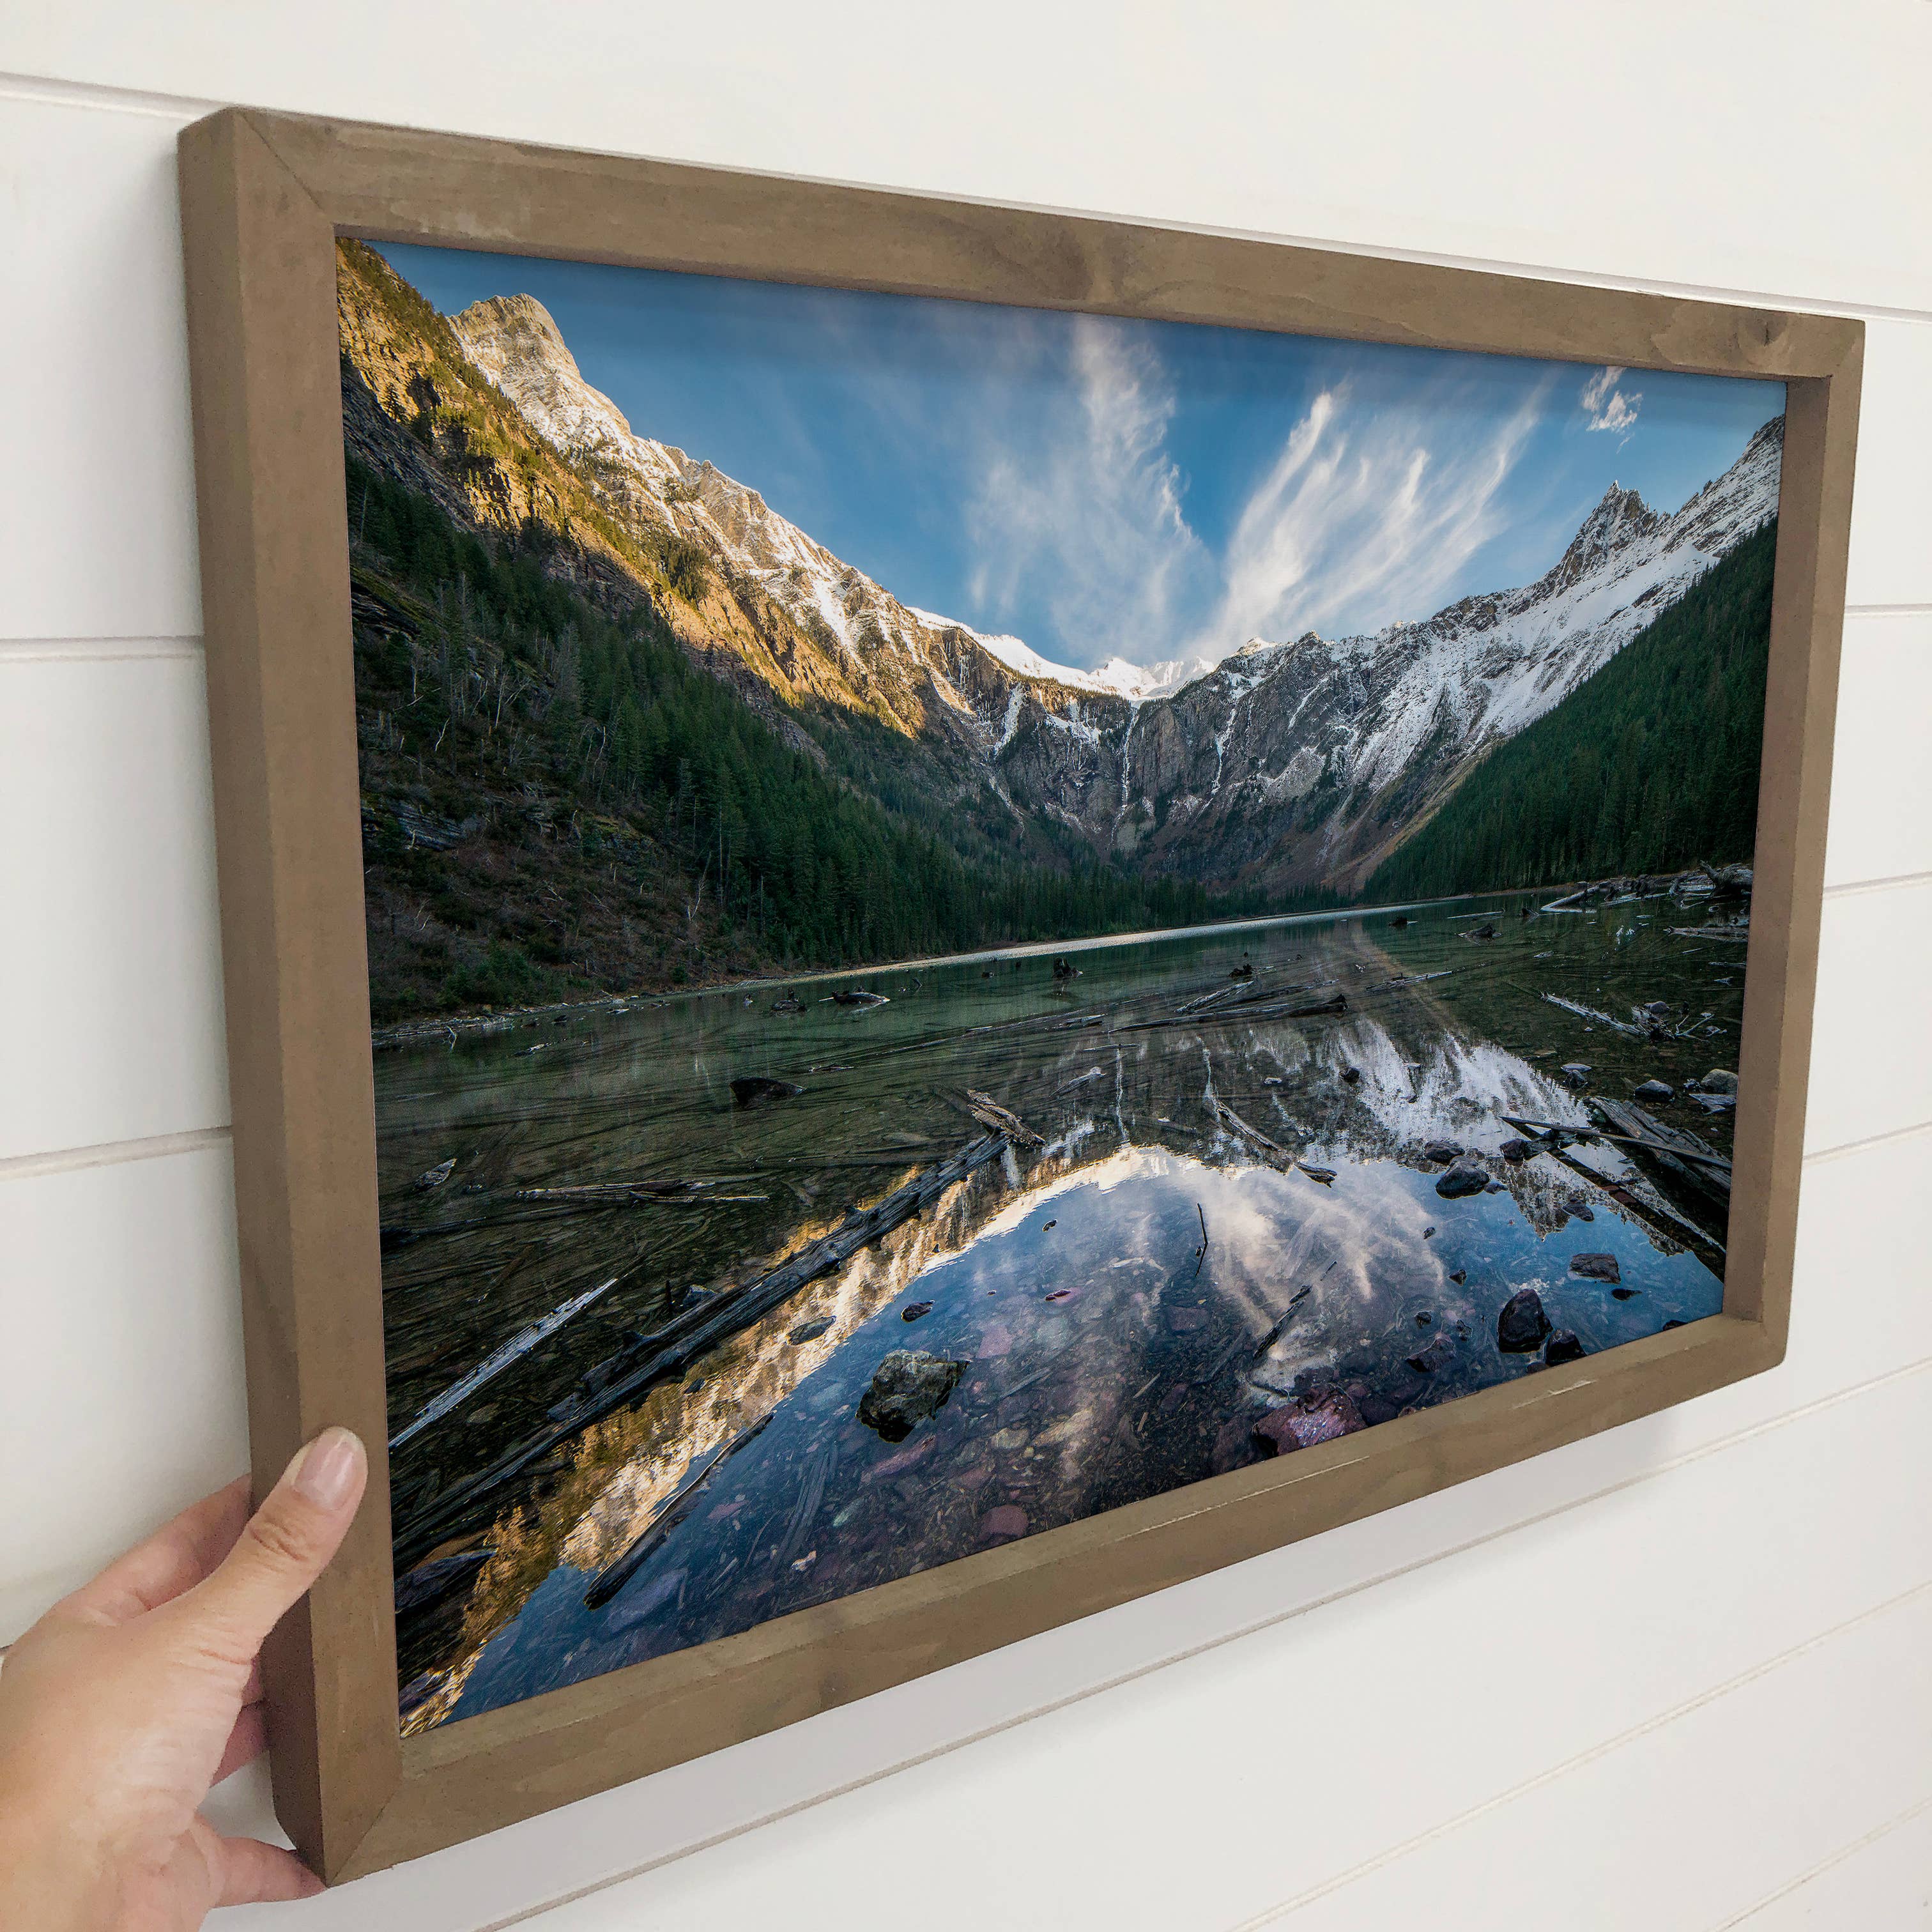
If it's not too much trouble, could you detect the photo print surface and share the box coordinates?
[341,240,1784,1731]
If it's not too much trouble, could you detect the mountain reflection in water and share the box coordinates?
[378,891,1738,1730]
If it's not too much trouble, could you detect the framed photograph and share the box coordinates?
[178,107,1860,1882]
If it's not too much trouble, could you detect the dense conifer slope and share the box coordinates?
[1365,519,1776,901]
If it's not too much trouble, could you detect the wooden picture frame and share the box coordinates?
[176,104,1860,1883]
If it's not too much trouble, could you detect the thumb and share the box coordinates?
[181,1429,367,1660]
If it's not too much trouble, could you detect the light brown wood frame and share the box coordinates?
[176,103,1860,1883]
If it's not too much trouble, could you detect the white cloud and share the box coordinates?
[964,316,1213,667]
[1581,364,1641,437]
[1188,372,1554,657]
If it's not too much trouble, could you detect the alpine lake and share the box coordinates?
[375,884,1748,1731]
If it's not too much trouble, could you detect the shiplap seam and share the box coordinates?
[1,69,1930,329]
[1710,1792,1932,1931]
[465,1354,1932,1931]
[1820,868,1932,900]
[0,1126,229,1183]
[1226,1577,1932,1930]
[0,636,202,663]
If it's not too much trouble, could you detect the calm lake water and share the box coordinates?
[376,889,1745,1729]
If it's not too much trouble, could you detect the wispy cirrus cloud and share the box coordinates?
[964,315,1213,665]
[1581,364,1641,438]
[1188,371,1556,657]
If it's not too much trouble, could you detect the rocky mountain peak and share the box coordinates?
[452,295,577,383]
[1546,481,1665,593]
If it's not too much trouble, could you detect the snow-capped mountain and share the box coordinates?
[424,279,1782,896]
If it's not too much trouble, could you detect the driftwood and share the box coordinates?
[388,1276,618,1452]
[1500,1111,1733,1177]
[583,1413,773,1609]
[1588,1098,1733,1212]
[1209,1100,1334,1184]
[392,1129,1015,1567]
[965,1090,1045,1146]
[510,1181,769,1205]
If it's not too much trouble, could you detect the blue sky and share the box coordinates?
[381,243,1785,677]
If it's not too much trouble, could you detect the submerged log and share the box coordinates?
[388,1276,618,1452]
[964,1089,1045,1146]
[392,1130,1014,1568]
[584,1413,772,1609]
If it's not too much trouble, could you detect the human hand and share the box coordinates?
[0,1429,367,1929]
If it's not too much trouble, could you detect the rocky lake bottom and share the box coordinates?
[372,883,1747,1730]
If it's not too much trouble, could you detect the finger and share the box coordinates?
[210,1832,325,1906]
[172,1429,367,1662]
[57,1477,254,1627]
[211,1699,269,1786]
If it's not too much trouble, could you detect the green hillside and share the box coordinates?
[349,460,1259,1023]
[1367,518,1777,901]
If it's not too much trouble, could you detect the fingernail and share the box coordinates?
[292,1427,364,1510]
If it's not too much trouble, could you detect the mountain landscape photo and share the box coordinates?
[342,240,1785,1732]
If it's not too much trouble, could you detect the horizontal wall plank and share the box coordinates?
[1738,1800,1932,1929]
[1823,612,1932,891]
[0,650,229,1159]
[204,1130,1932,1929]
[1844,319,1932,610]
[1804,880,1932,1156]
[0,91,202,641]
[1254,1583,1932,1931]
[0,1143,247,1645]
[5,4,1932,316]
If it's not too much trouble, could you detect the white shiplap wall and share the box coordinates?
[1,7,1928,1926]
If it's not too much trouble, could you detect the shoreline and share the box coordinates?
[371,860,1744,1052]
[368,886,1529,1052]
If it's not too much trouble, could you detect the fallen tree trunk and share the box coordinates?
[392,1128,1014,1567]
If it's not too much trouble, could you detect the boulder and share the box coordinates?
[1690,1068,1739,1096]
[1497,1288,1551,1354]
[857,1350,965,1443]
[1252,1388,1367,1456]
[1499,1137,1533,1163]
[1422,1139,1460,1165]
[979,1504,1029,1540]
[900,1300,934,1322]
[1544,1330,1587,1366]
[1435,1160,1489,1199]
[1448,1269,1468,1285]
[787,1315,834,1344]
[1558,1064,1592,1090]
[730,1075,805,1107]
[1340,1065,1362,1085]
[1634,1078,1675,1103]
[1570,1252,1621,1284]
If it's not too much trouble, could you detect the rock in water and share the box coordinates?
[1499,1138,1532,1163]
[1422,1139,1460,1165]
[1498,1288,1552,1354]
[1690,1068,1740,1096]
[1340,1065,1362,1085]
[1570,1252,1621,1284]
[901,1300,934,1322]
[394,1548,491,1616]
[1544,1330,1586,1367]
[414,1157,457,1192]
[1252,1388,1367,1455]
[857,1349,965,1443]
[1634,1078,1675,1103]
[1448,1269,1468,1285]
[1558,1064,1593,1090]
[979,1504,1029,1540]
[1436,1160,1489,1199]
[787,1315,833,1344]
[730,1075,804,1107]
[1407,1333,1455,1374]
